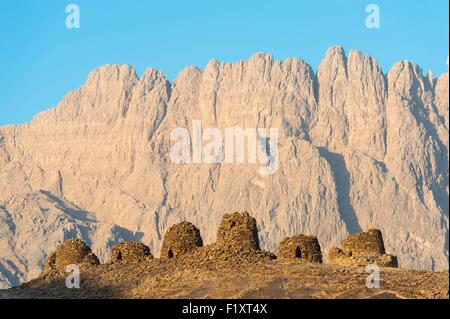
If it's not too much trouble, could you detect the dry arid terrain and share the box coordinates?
[1,212,448,299]
[2,254,448,299]
[0,46,448,289]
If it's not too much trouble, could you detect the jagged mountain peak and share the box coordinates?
[0,47,448,289]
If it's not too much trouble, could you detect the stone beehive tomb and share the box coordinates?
[160,221,203,258]
[328,229,398,267]
[342,229,385,257]
[110,242,153,263]
[42,238,100,276]
[216,211,260,250]
[277,235,323,263]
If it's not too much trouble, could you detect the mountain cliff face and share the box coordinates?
[0,47,448,288]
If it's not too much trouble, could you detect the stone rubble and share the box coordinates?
[109,242,153,263]
[328,229,398,267]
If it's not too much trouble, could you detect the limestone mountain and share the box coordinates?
[0,46,448,288]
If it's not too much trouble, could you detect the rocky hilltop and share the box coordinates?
[2,212,447,299]
[0,47,448,288]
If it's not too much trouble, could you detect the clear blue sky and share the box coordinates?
[0,0,448,125]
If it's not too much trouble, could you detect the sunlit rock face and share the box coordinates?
[0,47,448,288]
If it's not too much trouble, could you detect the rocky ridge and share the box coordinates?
[2,212,447,299]
[0,47,448,288]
